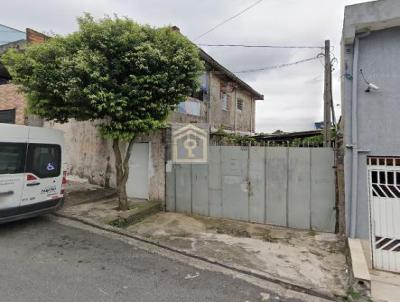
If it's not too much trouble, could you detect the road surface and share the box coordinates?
[0,216,302,302]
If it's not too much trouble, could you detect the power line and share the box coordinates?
[195,0,265,41]
[198,43,323,49]
[234,56,320,73]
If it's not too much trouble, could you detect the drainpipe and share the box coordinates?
[234,87,237,133]
[348,31,370,238]
[207,71,212,127]
[250,96,254,134]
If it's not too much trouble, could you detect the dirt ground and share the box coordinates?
[127,212,349,298]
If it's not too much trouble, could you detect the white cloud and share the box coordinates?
[0,0,370,132]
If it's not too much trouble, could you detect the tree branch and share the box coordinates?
[121,138,135,183]
[112,138,123,186]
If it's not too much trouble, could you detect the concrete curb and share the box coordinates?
[54,211,342,301]
[347,238,371,298]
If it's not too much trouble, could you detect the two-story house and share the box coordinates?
[172,48,263,135]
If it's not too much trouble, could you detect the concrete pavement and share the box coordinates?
[0,215,308,302]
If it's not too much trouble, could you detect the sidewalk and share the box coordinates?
[359,240,400,302]
[60,187,349,300]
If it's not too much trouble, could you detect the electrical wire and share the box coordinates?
[195,0,265,41]
[234,56,320,73]
[198,43,323,49]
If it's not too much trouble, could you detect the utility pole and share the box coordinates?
[323,40,332,147]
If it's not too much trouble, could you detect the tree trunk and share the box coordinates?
[112,138,135,211]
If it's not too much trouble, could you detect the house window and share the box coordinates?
[0,109,16,124]
[237,98,244,111]
[221,93,228,111]
[177,98,201,116]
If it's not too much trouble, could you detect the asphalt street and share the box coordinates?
[0,215,302,302]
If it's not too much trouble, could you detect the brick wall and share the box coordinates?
[209,72,255,133]
[26,28,48,44]
[0,83,26,124]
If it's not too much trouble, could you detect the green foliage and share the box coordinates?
[212,128,256,145]
[2,14,204,140]
[291,135,323,147]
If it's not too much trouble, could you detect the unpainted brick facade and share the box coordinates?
[209,72,255,133]
[0,83,26,125]
[0,28,48,125]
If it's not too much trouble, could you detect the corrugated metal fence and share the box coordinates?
[166,146,336,232]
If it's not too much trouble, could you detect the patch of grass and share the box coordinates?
[108,201,161,229]
[109,217,130,228]
[346,288,373,301]
[347,288,361,300]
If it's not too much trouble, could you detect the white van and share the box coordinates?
[0,124,66,223]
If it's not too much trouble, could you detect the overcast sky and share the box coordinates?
[1,0,370,133]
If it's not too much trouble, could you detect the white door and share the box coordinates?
[126,143,149,200]
[0,143,27,213]
[368,157,400,273]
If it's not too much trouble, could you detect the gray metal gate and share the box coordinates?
[166,146,336,232]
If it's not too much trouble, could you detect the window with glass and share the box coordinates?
[26,144,61,178]
[237,98,244,111]
[221,93,228,111]
[0,109,16,124]
[0,143,27,174]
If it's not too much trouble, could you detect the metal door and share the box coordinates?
[0,143,26,213]
[126,143,149,200]
[368,157,400,273]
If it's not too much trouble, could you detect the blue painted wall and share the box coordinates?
[342,27,400,239]
[0,24,25,46]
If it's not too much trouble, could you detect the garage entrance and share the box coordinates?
[368,156,400,273]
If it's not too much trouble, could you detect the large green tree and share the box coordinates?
[3,15,203,210]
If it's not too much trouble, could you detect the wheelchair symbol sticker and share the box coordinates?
[46,163,55,171]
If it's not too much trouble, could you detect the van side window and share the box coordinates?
[26,144,61,178]
[0,143,27,174]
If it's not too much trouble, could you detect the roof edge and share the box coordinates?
[0,23,25,34]
[199,48,264,100]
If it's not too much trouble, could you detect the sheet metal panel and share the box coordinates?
[165,164,176,211]
[249,147,265,223]
[310,148,336,232]
[288,148,311,229]
[191,164,209,216]
[209,146,223,217]
[175,164,192,213]
[221,146,249,221]
[265,147,288,227]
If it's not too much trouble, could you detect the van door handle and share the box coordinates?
[27,182,40,187]
[0,191,14,196]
